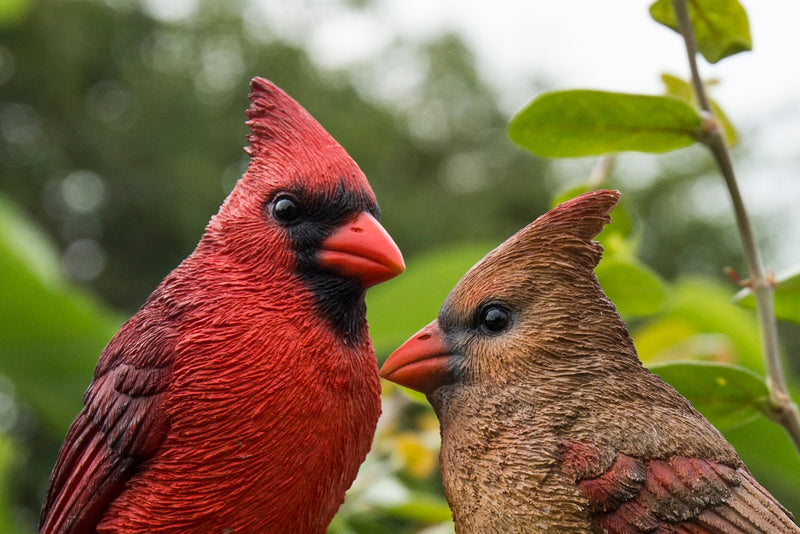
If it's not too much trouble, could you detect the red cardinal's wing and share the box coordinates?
[562,441,799,533]
[40,317,174,534]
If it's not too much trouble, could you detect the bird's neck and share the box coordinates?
[431,382,593,533]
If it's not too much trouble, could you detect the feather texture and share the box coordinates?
[563,440,797,533]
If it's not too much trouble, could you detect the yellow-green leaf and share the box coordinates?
[650,0,752,63]
[381,491,453,523]
[649,361,770,430]
[661,73,695,103]
[596,258,669,317]
[0,435,13,533]
[0,0,33,28]
[634,276,763,371]
[660,73,737,146]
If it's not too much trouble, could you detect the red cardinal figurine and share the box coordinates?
[381,190,798,533]
[40,77,405,534]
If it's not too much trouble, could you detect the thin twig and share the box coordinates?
[671,0,800,454]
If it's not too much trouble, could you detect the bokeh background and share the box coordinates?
[1,1,799,532]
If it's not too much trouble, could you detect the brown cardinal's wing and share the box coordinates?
[562,441,799,533]
[40,316,174,534]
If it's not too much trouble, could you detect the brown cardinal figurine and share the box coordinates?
[381,190,799,533]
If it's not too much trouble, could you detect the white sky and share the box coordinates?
[274,1,800,117]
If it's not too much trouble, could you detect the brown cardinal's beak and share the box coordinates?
[318,211,405,288]
[380,320,454,395]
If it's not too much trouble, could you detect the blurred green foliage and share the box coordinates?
[736,269,800,325]
[0,196,121,432]
[1,0,798,533]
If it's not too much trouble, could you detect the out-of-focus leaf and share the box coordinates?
[722,411,800,515]
[596,258,668,317]
[635,317,699,363]
[733,269,800,324]
[0,434,13,533]
[0,196,61,285]
[0,0,33,28]
[380,491,453,523]
[551,184,592,209]
[660,74,737,146]
[650,0,752,63]
[661,73,695,103]
[413,523,455,534]
[367,243,491,357]
[639,326,736,366]
[393,432,438,479]
[634,276,763,371]
[709,99,738,147]
[509,90,702,157]
[598,204,637,260]
[649,361,770,431]
[383,381,430,405]
[0,195,122,437]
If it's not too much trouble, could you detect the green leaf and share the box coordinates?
[661,73,695,103]
[509,90,702,157]
[722,411,800,514]
[660,73,737,146]
[649,361,771,431]
[551,183,592,209]
[0,0,33,28]
[380,491,453,523]
[634,276,763,371]
[0,195,122,437]
[0,434,14,533]
[733,269,800,324]
[650,0,752,63]
[0,195,62,285]
[367,243,492,357]
[595,258,668,317]
[709,98,738,147]
[597,203,638,260]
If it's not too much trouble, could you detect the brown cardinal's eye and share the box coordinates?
[479,305,511,335]
[272,195,301,224]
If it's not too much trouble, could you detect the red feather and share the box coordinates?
[563,440,797,533]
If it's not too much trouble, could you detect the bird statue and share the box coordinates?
[381,189,798,533]
[41,77,404,534]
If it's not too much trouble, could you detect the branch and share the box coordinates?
[670,0,800,453]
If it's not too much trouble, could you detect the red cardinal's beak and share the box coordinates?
[380,320,454,395]
[318,211,405,288]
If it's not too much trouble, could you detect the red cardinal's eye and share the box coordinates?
[272,195,301,224]
[479,305,511,335]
